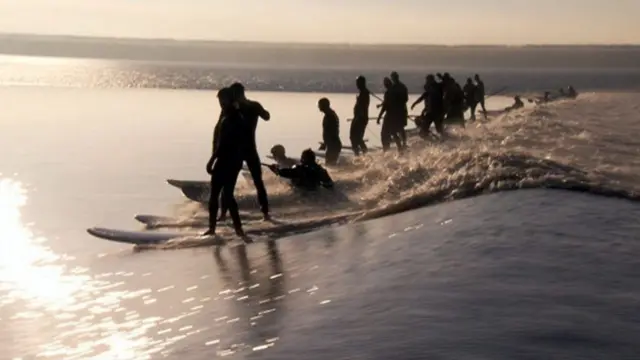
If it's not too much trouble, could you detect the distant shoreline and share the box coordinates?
[1,32,639,49]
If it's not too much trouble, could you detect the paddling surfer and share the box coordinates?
[229,82,271,221]
[269,144,297,168]
[204,88,248,241]
[267,149,334,190]
[318,97,342,166]
[350,75,370,156]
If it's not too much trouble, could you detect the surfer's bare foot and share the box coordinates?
[262,213,272,222]
[242,236,253,244]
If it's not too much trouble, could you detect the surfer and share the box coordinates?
[269,144,297,167]
[390,71,409,147]
[267,149,334,190]
[567,86,578,98]
[318,97,342,166]
[204,88,248,241]
[443,74,465,127]
[377,77,405,153]
[504,95,525,112]
[474,74,488,119]
[350,75,370,156]
[229,82,271,221]
[411,74,444,136]
[463,78,478,121]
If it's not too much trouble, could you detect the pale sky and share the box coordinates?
[0,0,638,45]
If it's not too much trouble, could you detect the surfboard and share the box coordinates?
[134,214,208,228]
[87,227,202,245]
[167,179,208,189]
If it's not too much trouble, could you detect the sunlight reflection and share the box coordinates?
[0,178,165,359]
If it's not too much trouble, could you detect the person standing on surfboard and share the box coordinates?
[229,82,272,221]
[350,75,370,156]
[317,97,342,166]
[205,88,249,241]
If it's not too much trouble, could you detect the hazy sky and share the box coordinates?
[0,0,638,44]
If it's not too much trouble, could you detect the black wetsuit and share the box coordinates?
[380,89,404,152]
[239,99,270,217]
[463,83,478,120]
[475,80,487,117]
[416,83,445,135]
[393,81,409,146]
[208,107,246,235]
[275,163,334,190]
[323,109,342,165]
[350,88,370,156]
[445,82,465,126]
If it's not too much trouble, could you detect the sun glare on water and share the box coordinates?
[0,178,161,359]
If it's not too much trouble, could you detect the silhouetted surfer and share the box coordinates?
[204,88,248,241]
[318,97,342,166]
[504,95,524,112]
[390,71,409,147]
[267,149,334,190]
[269,144,297,167]
[350,76,370,156]
[229,82,271,220]
[463,78,478,121]
[411,74,444,136]
[474,74,488,119]
[567,86,578,98]
[443,74,465,127]
[377,77,404,153]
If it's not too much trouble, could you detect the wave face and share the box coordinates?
[146,92,640,246]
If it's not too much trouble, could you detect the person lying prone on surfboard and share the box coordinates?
[266,149,334,190]
[269,144,298,168]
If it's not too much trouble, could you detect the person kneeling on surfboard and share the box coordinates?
[270,144,297,168]
[267,149,334,191]
[204,87,250,242]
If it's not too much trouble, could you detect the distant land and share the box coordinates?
[1,33,640,69]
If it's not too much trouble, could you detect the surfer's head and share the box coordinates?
[318,97,331,112]
[356,75,366,89]
[390,71,399,83]
[229,82,246,100]
[474,74,480,81]
[300,148,316,165]
[383,77,392,89]
[217,87,233,108]
[270,144,286,159]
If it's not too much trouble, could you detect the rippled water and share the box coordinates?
[1,56,640,358]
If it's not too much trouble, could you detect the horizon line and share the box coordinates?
[1,32,639,48]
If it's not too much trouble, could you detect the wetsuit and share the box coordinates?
[393,81,409,146]
[207,107,247,236]
[379,89,404,152]
[239,99,270,217]
[350,88,370,156]
[445,82,465,126]
[323,109,342,165]
[475,80,487,118]
[273,163,334,190]
[417,83,445,135]
[463,82,478,120]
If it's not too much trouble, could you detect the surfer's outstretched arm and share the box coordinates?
[319,169,334,189]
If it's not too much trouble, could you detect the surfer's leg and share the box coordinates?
[218,190,228,221]
[349,120,361,156]
[381,120,392,151]
[480,98,487,118]
[206,166,226,235]
[245,150,270,219]
[325,143,340,166]
[358,121,369,154]
[223,165,246,238]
